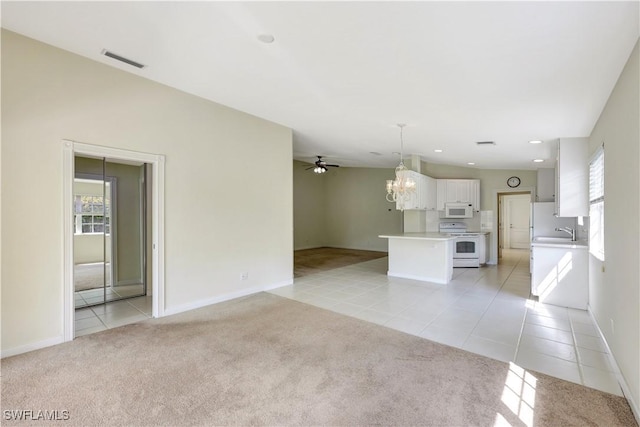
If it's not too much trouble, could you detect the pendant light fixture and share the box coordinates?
[385,124,416,211]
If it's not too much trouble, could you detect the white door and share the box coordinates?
[506,195,530,249]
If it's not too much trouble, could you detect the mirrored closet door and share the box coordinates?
[74,156,147,308]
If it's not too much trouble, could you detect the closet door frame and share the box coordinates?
[63,140,166,341]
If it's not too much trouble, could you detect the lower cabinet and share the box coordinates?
[531,245,588,309]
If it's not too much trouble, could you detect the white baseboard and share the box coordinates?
[587,305,640,424]
[163,279,294,317]
[1,335,64,359]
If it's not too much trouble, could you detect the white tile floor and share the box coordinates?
[269,249,624,396]
[74,295,152,337]
[75,284,145,308]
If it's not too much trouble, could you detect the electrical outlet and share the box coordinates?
[610,319,615,335]
[240,272,249,280]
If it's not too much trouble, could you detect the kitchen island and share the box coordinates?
[378,233,455,284]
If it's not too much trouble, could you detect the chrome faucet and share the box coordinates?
[556,227,576,241]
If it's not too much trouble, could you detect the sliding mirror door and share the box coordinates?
[74,156,147,308]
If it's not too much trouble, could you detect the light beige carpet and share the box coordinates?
[294,247,387,277]
[1,293,636,426]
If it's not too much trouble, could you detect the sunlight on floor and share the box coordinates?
[500,362,537,427]
[538,252,573,300]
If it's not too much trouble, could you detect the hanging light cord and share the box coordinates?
[398,124,406,166]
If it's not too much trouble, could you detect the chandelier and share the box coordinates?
[385,124,416,211]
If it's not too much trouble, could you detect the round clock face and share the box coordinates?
[507,176,521,188]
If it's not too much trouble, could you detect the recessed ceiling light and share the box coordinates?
[467,162,475,165]
[392,151,401,155]
[529,140,543,144]
[434,149,443,153]
[533,159,544,163]
[257,34,275,44]
[476,141,496,146]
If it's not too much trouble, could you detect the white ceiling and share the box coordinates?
[2,1,638,169]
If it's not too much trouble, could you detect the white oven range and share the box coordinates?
[439,222,482,268]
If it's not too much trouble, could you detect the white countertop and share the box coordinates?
[378,232,455,241]
[531,238,588,249]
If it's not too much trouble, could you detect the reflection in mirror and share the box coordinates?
[74,156,147,309]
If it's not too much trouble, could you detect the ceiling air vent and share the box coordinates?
[101,49,145,69]
[476,141,496,146]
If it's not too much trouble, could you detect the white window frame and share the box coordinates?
[589,145,604,261]
[74,193,111,235]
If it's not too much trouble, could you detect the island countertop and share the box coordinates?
[378,232,455,241]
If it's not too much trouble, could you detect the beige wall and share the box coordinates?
[293,160,327,250]
[74,234,111,265]
[587,39,639,414]
[293,162,402,252]
[324,167,402,252]
[1,30,293,353]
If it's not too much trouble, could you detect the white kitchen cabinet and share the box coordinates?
[425,175,437,211]
[396,171,437,211]
[436,179,481,211]
[470,180,480,212]
[531,243,588,309]
[436,179,447,210]
[555,138,588,217]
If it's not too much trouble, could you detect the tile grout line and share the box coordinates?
[460,250,526,349]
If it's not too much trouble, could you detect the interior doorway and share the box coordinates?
[497,192,531,261]
[63,140,166,342]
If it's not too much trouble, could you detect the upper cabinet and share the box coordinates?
[396,171,437,211]
[424,175,437,211]
[436,179,481,211]
[555,138,588,217]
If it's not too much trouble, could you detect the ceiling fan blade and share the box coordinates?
[326,164,340,167]
[305,166,314,170]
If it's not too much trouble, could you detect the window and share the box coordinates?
[589,146,604,260]
[74,195,110,234]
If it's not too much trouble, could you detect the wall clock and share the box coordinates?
[507,176,521,188]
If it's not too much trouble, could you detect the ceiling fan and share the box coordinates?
[306,156,340,174]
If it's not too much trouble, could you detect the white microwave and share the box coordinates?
[444,202,473,218]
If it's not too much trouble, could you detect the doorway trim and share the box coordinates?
[63,140,166,341]
[490,186,535,264]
